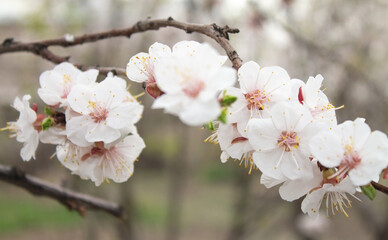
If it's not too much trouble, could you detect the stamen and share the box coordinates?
[133,92,145,99]
[204,131,218,144]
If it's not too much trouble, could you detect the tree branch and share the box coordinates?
[0,17,242,71]
[0,163,125,219]
[371,181,388,195]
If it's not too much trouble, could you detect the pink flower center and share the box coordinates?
[88,101,108,123]
[341,150,361,170]
[82,142,116,161]
[277,131,300,152]
[244,89,266,110]
[183,81,205,98]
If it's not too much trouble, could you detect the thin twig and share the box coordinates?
[0,17,243,70]
[371,181,388,195]
[0,163,125,219]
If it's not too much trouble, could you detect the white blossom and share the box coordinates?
[38,62,98,107]
[293,74,338,127]
[301,176,358,218]
[310,118,388,186]
[206,122,255,172]
[1,95,39,161]
[247,102,325,180]
[226,61,293,136]
[73,134,145,186]
[152,41,236,126]
[126,42,171,98]
[66,74,143,146]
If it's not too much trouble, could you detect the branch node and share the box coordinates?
[2,38,14,46]
[10,166,25,180]
[167,16,174,21]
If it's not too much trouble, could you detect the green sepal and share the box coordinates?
[361,184,376,200]
[203,121,215,131]
[218,108,228,124]
[44,106,55,116]
[41,117,53,131]
[220,95,237,107]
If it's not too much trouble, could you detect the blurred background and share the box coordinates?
[0,0,387,239]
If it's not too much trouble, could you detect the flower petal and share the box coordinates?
[247,118,278,152]
[309,130,344,168]
[301,188,326,218]
[253,149,285,180]
[126,52,152,83]
[107,102,143,129]
[179,99,221,126]
[238,61,261,93]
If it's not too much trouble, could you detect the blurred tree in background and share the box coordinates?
[0,0,387,239]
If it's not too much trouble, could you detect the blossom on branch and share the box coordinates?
[310,118,388,186]
[301,175,358,218]
[0,95,40,161]
[151,41,237,126]
[226,61,293,136]
[126,42,171,98]
[205,122,255,173]
[293,74,339,127]
[73,135,145,186]
[38,62,98,107]
[247,102,325,180]
[66,74,143,147]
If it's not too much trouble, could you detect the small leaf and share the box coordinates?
[203,121,215,131]
[218,108,228,124]
[220,95,237,107]
[361,184,376,200]
[44,106,55,116]
[41,117,53,131]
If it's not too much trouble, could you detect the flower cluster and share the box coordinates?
[2,39,387,217]
[126,41,237,126]
[206,61,388,218]
[2,63,145,186]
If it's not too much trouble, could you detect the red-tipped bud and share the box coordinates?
[32,103,38,113]
[298,87,304,104]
